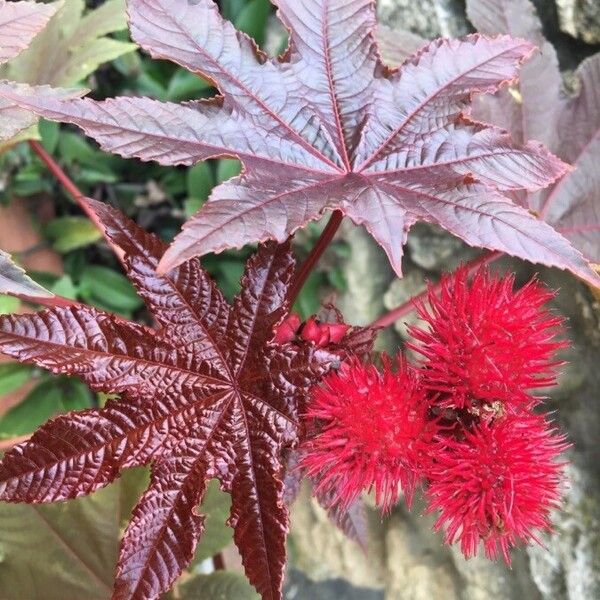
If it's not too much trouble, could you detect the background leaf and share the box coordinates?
[0,363,34,397]
[216,158,243,184]
[191,480,233,565]
[0,0,59,65]
[179,571,260,600]
[45,216,103,253]
[0,468,148,600]
[0,376,92,438]
[0,0,135,146]
[79,265,144,315]
[235,0,272,46]
[0,249,54,299]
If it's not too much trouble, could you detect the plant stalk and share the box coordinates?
[371,251,502,329]
[287,211,344,306]
[17,292,80,309]
[29,140,124,261]
[212,552,226,571]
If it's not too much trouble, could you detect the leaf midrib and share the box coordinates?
[140,0,344,174]
[30,506,113,594]
[0,319,228,389]
[356,41,528,172]
[0,389,232,493]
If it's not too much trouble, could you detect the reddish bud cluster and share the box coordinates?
[274,313,349,347]
[273,313,302,344]
[298,267,569,563]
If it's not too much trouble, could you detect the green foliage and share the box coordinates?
[38,120,60,153]
[0,0,136,146]
[236,0,273,46]
[3,0,135,87]
[217,158,243,184]
[179,571,260,600]
[45,216,103,252]
[193,481,233,565]
[27,266,143,319]
[295,271,324,319]
[0,296,20,315]
[0,468,148,599]
[79,265,144,314]
[0,364,34,397]
[185,162,214,216]
[0,377,92,438]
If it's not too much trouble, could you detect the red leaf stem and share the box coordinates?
[28,140,124,262]
[371,251,502,329]
[288,211,344,306]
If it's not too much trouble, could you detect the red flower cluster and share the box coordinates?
[298,267,569,562]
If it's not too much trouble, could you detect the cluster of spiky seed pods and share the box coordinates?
[296,267,569,562]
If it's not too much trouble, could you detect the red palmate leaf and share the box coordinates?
[0,199,341,600]
[0,0,597,286]
[467,0,561,151]
[467,0,600,264]
[542,55,600,262]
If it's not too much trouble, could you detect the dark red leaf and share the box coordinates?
[0,200,338,600]
[114,458,208,600]
[0,0,597,286]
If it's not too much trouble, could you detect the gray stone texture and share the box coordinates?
[557,0,600,44]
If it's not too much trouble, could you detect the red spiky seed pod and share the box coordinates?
[300,357,431,512]
[424,413,569,562]
[409,268,566,413]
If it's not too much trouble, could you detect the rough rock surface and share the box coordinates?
[289,485,386,590]
[285,569,384,600]
[557,0,600,44]
[382,269,427,341]
[406,223,480,273]
[336,224,398,352]
[377,0,469,38]
[527,464,600,600]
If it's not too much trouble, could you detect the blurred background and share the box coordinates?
[0,1,599,598]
